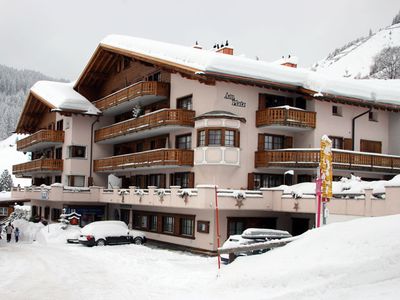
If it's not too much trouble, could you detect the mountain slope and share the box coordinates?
[0,64,61,140]
[312,23,400,79]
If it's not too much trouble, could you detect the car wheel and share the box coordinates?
[96,239,106,246]
[133,237,143,245]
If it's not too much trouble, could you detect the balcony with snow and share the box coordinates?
[93,148,194,172]
[16,130,64,152]
[95,109,195,144]
[255,148,400,173]
[256,93,316,131]
[93,81,170,115]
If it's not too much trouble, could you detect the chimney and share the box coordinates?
[281,55,298,68]
[216,40,233,55]
[193,41,202,50]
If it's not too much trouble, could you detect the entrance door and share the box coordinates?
[120,209,130,226]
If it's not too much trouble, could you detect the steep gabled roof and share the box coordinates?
[75,35,400,109]
[16,81,100,133]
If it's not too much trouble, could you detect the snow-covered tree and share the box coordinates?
[0,169,13,191]
[58,209,70,230]
[370,47,400,79]
[392,10,400,25]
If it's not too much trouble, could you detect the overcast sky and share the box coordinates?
[0,0,398,80]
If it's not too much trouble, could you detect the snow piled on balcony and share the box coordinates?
[274,174,400,198]
[31,81,101,115]
[102,35,400,106]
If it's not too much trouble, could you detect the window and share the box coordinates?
[68,146,86,158]
[54,176,62,184]
[197,128,239,147]
[176,134,192,149]
[55,148,62,159]
[180,218,194,236]
[51,208,61,221]
[149,215,158,231]
[136,143,143,152]
[162,216,174,233]
[140,215,148,229]
[198,130,206,146]
[147,72,160,81]
[56,120,63,131]
[332,105,342,116]
[197,221,210,233]
[264,135,284,150]
[224,130,235,147]
[68,175,85,187]
[172,172,190,188]
[330,136,344,149]
[177,95,192,110]
[0,207,7,216]
[254,174,283,189]
[208,130,222,145]
[228,220,244,236]
[369,111,378,122]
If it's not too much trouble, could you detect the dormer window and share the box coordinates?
[332,105,342,116]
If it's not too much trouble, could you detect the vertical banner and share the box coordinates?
[320,135,333,200]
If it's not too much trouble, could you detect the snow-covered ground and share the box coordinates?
[1,215,400,299]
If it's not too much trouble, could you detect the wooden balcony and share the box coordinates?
[256,108,316,129]
[255,149,400,173]
[95,109,195,143]
[16,130,64,152]
[93,81,170,113]
[12,159,63,176]
[94,149,194,172]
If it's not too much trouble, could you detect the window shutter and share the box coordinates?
[258,134,264,151]
[188,172,195,188]
[284,136,293,148]
[344,138,352,150]
[247,173,255,190]
[235,131,240,148]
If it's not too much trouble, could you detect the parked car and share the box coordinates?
[220,228,292,263]
[78,221,146,247]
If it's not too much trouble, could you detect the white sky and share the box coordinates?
[0,0,398,80]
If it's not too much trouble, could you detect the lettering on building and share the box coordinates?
[224,92,246,108]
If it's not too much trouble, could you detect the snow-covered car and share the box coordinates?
[78,221,146,246]
[220,228,292,263]
[66,226,82,244]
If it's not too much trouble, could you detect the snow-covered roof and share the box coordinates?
[31,81,101,115]
[100,35,400,107]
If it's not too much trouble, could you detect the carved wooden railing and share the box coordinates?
[255,149,400,171]
[93,81,170,111]
[256,108,316,128]
[16,130,64,151]
[94,149,194,172]
[12,159,63,175]
[95,109,195,142]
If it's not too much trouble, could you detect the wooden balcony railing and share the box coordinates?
[16,130,64,151]
[94,149,194,172]
[255,149,400,172]
[95,109,195,142]
[256,108,316,128]
[93,81,170,111]
[12,159,63,175]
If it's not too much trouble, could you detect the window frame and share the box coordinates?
[332,105,343,117]
[0,207,8,216]
[68,145,86,159]
[263,134,284,150]
[196,128,239,147]
[177,94,193,110]
[176,134,192,150]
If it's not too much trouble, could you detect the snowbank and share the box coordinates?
[211,214,400,299]
[8,219,44,243]
[35,223,81,244]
